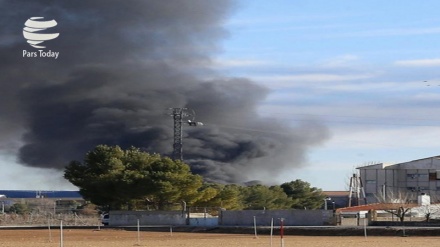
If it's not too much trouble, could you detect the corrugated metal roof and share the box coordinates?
[322,191,349,196]
[336,203,419,212]
[0,190,82,198]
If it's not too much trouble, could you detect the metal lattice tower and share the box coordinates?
[348,173,367,207]
[169,108,203,161]
[172,108,184,161]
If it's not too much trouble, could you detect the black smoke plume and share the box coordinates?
[0,0,329,183]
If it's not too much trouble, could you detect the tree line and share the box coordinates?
[64,145,325,211]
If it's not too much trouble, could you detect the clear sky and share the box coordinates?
[2,1,440,191]
[214,0,440,190]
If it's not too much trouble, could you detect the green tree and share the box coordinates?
[64,145,204,210]
[280,179,325,209]
[216,184,245,209]
[242,184,292,209]
[144,157,204,209]
[191,183,222,207]
[193,183,244,210]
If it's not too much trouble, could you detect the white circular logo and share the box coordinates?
[23,17,59,49]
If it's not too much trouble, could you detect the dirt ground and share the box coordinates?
[0,229,439,247]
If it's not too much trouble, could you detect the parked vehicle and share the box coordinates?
[101,214,109,225]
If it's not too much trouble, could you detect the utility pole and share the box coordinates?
[169,108,203,161]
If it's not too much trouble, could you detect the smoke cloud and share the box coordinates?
[0,0,329,184]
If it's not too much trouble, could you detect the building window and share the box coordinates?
[407,174,429,179]
[430,172,440,181]
[366,180,376,184]
[407,187,427,192]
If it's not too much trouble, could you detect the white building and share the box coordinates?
[358,156,440,204]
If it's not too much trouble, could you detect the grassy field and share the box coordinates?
[1,229,440,247]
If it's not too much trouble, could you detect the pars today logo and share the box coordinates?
[22,17,60,59]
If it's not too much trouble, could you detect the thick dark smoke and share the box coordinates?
[0,0,329,184]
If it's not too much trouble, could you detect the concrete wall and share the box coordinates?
[340,217,367,226]
[109,209,334,227]
[219,210,332,226]
[109,210,186,226]
[189,217,218,226]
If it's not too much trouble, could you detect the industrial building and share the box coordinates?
[357,156,440,204]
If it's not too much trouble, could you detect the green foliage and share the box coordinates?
[280,179,325,209]
[241,184,293,210]
[216,184,245,209]
[64,145,326,211]
[64,145,203,210]
[193,184,244,210]
[144,158,204,209]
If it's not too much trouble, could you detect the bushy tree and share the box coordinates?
[281,179,325,209]
[64,145,204,210]
[216,184,245,209]
[242,184,293,210]
[193,183,244,209]
[65,145,326,212]
[144,157,204,209]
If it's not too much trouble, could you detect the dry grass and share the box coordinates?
[1,229,440,247]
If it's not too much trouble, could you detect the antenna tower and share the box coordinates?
[169,108,202,161]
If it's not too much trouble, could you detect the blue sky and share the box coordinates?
[212,0,440,190]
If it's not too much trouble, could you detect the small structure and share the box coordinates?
[322,191,349,209]
[418,193,431,206]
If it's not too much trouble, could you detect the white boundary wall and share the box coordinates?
[108,209,333,226]
[219,210,332,226]
[109,210,186,226]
